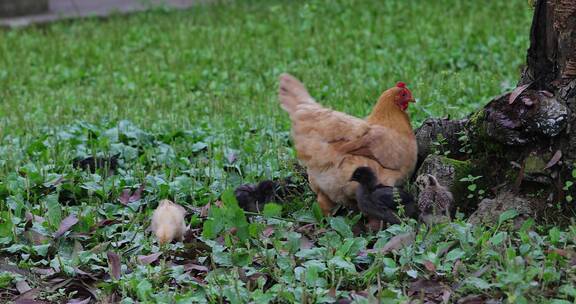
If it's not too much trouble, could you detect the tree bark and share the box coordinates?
[415,0,576,218]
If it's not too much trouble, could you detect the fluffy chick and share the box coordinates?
[415,174,453,224]
[350,167,417,226]
[151,199,187,245]
[234,180,276,213]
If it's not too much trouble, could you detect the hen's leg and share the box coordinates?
[317,191,336,216]
[308,175,336,216]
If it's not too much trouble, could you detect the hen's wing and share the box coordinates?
[290,105,411,171]
[332,127,413,171]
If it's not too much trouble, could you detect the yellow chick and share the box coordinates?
[151,199,187,245]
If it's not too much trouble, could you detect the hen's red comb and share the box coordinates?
[396,82,406,88]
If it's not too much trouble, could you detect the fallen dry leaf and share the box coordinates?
[130,183,145,202]
[452,260,465,276]
[328,287,337,298]
[544,150,562,169]
[408,279,451,303]
[67,298,91,304]
[16,280,32,294]
[200,202,211,217]
[118,189,132,205]
[106,251,121,280]
[381,232,415,253]
[54,214,79,238]
[25,212,45,224]
[508,82,532,104]
[442,290,452,303]
[262,226,275,238]
[47,175,65,187]
[23,230,48,245]
[48,277,72,291]
[14,299,46,304]
[31,267,55,276]
[184,263,209,273]
[423,260,436,272]
[119,184,146,205]
[295,223,316,234]
[299,236,314,250]
[137,252,162,265]
[73,267,98,281]
[457,295,486,304]
[545,248,570,257]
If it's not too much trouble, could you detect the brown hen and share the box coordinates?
[278,73,417,215]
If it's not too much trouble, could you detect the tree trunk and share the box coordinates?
[415,0,576,220]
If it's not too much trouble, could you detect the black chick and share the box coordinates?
[234,180,276,213]
[73,154,119,175]
[350,167,417,225]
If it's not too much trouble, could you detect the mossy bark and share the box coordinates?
[414,0,576,220]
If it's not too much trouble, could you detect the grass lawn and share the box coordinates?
[2,0,575,303]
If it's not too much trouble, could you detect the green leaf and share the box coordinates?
[221,188,238,207]
[0,211,13,239]
[0,272,16,289]
[445,248,465,261]
[559,284,576,297]
[549,300,571,304]
[191,142,208,152]
[328,256,356,273]
[312,203,324,223]
[202,219,220,239]
[490,231,507,246]
[136,279,152,301]
[329,217,352,238]
[406,269,418,278]
[549,227,561,244]
[231,249,251,267]
[498,209,519,224]
[263,203,282,218]
[212,251,232,267]
[467,184,477,191]
[465,277,491,290]
[45,195,62,229]
[33,244,51,257]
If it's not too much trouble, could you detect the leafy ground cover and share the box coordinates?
[2,0,575,303]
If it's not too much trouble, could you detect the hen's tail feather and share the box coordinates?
[278,73,315,113]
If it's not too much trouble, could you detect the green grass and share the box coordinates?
[3,0,576,303]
